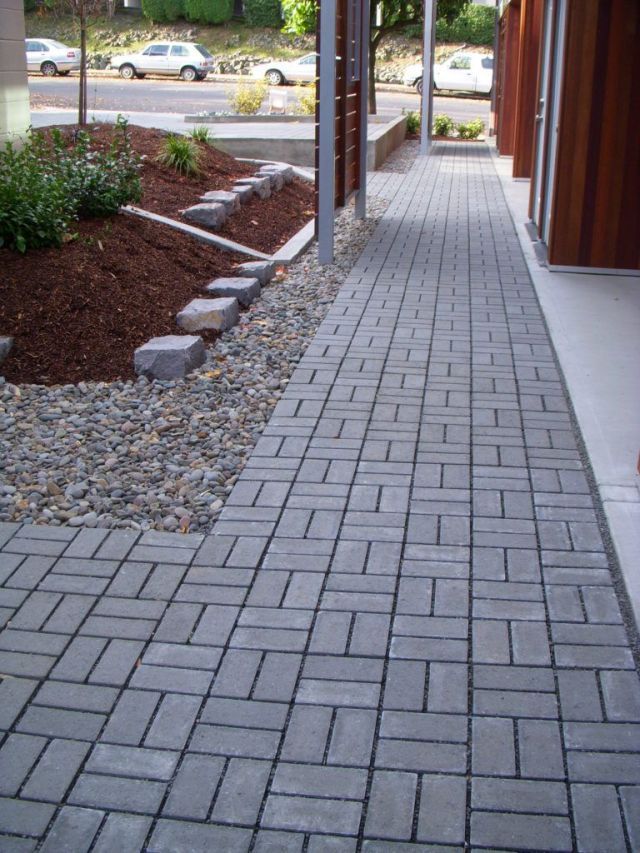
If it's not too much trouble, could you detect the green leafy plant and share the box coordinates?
[184,0,232,24]
[293,84,316,116]
[244,0,282,27]
[156,134,201,175]
[227,81,267,115]
[436,5,495,45]
[433,114,455,137]
[405,110,420,135]
[0,117,141,253]
[190,125,212,143]
[281,0,316,33]
[456,118,484,139]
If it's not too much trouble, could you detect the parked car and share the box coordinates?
[25,39,81,76]
[109,42,214,81]
[403,52,493,96]
[250,54,316,86]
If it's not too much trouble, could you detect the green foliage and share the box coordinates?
[0,117,141,253]
[141,0,185,22]
[437,0,469,26]
[433,113,454,136]
[436,4,494,45]
[190,125,212,143]
[227,81,267,115]
[184,0,233,25]
[281,0,316,34]
[405,110,420,135]
[156,134,201,175]
[293,84,316,115]
[24,0,37,12]
[0,136,74,253]
[244,0,282,27]
[456,117,484,138]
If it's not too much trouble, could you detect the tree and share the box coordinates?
[368,0,468,113]
[45,0,106,125]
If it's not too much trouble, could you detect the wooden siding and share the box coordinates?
[512,0,543,177]
[496,1,521,156]
[548,0,640,269]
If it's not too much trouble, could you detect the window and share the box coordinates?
[148,45,169,56]
[170,45,189,56]
[481,57,493,70]
[195,45,212,58]
[300,55,316,65]
[450,56,471,70]
[29,41,47,52]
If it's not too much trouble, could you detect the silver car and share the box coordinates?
[109,42,214,82]
[251,54,317,86]
[25,39,81,76]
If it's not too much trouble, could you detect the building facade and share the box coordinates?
[494,0,639,273]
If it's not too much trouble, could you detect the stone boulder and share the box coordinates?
[182,202,227,230]
[260,163,294,184]
[176,298,239,333]
[0,336,13,367]
[205,276,261,307]
[134,335,205,380]
[230,184,254,205]
[235,261,277,287]
[257,168,284,192]
[234,176,271,200]
[199,190,241,215]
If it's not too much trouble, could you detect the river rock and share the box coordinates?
[176,298,239,333]
[134,335,206,380]
[0,336,14,366]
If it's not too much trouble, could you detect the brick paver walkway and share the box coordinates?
[1,143,639,851]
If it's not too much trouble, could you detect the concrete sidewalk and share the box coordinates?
[1,142,639,851]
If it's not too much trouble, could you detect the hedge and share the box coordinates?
[244,0,282,27]
[184,0,233,23]
[141,0,185,22]
[281,0,316,34]
[435,5,494,45]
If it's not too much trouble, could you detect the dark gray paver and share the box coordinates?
[0,143,639,850]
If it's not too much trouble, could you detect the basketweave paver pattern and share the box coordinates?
[1,143,639,851]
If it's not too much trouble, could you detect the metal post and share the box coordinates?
[355,0,370,220]
[419,0,436,155]
[317,0,337,264]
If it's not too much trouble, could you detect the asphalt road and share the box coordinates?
[29,75,490,124]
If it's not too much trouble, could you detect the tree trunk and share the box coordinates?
[79,10,87,125]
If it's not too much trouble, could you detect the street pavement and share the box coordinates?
[1,142,637,850]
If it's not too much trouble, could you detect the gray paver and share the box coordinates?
[1,141,639,852]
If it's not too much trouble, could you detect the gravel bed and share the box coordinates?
[0,198,387,532]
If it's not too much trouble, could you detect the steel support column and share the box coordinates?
[317,0,337,264]
[419,0,437,155]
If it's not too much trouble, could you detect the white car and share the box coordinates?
[109,42,214,82]
[250,54,317,86]
[25,39,81,76]
[404,52,493,95]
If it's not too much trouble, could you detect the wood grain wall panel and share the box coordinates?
[513,0,543,177]
[496,1,521,156]
[549,0,640,269]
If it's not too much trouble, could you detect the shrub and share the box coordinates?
[0,117,141,253]
[0,136,74,253]
[244,0,281,27]
[293,84,316,115]
[184,0,232,24]
[436,5,495,45]
[141,0,185,22]
[24,0,37,11]
[405,110,420,135]
[456,118,484,139]
[282,0,316,34]
[433,113,454,136]
[227,81,267,115]
[156,134,201,175]
[190,125,212,143]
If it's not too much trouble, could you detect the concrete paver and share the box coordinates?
[1,142,639,850]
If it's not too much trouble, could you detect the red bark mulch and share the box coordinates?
[0,123,314,386]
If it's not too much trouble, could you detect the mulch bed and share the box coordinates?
[1,123,314,386]
[50,124,314,255]
[0,216,241,385]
